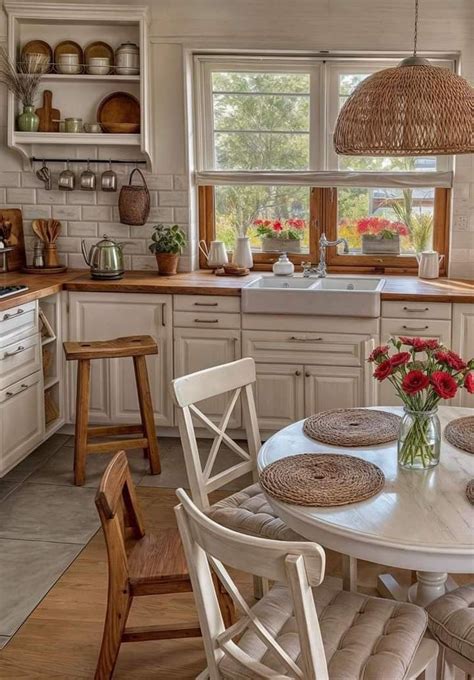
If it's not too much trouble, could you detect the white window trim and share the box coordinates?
[194,54,455,188]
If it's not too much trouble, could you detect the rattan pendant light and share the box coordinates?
[334,0,474,156]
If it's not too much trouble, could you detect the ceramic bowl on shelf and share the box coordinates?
[84,122,102,133]
[57,53,81,75]
[87,57,111,75]
[115,42,140,75]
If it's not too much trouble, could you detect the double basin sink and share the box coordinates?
[242,276,385,317]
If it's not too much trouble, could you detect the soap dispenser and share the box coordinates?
[272,252,294,276]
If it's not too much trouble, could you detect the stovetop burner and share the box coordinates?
[0,284,28,300]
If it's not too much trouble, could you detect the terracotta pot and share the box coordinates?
[155,252,179,275]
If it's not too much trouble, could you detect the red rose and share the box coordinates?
[402,370,430,395]
[424,339,440,351]
[390,351,411,368]
[431,371,458,400]
[368,345,389,362]
[435,350,467,371]
[373,358,393,381]
[399,336,428,352]
[464,372,474,394]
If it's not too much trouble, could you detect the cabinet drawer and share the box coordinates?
[243,330,369,367]
[174,295,240,313]
[0,300,37,345]
[382,301,451,320]
[0,333,41,389]
[174,311,241,330]
[381,318,451,345]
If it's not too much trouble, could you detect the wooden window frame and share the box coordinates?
[199,185,451,274]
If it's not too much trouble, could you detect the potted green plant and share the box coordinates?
[149,224,187,275]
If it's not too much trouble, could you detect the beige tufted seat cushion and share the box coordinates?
[426,584,474,662]
[207,482,302,541]
[219,582,427,680]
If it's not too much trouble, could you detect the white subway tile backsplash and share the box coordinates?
[82,205,113,221]
[67,253,88,269]
[144,174,173,190]
[6,187,35,203]
[148,207,173,222]
[98,222,130,237]
[36,189,66,205]
[52,205,82,221]
[174,175,187,190]
[66,191,97,205]
[0,172,20,187]
[174,207,189,223]
[67,221,98,237]
[56,237,81,253]
[22,205,52,220]
[21,173,44,188]
[159,190,188,206]
[131,254,156,270]
[97,191,119,205]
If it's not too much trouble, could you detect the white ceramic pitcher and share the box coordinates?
[416,250,444,279]
[199,240,228,268]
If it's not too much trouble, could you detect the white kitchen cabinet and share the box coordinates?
[0,371,44,476]
[254,363,305,431]
[452,303,474,408]
[304,365,363,416]
[67,292,173,426]
[174,327,242,428]
[379,313,452,406]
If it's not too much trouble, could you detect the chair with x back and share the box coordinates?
[175,487,438,680]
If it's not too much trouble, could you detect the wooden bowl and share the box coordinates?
[100,122,140,134]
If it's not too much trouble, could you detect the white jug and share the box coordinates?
[199,240,228,268]
[416,251,444,279]
[232,237,253,269]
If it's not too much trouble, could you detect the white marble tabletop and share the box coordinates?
[258,406,474,574]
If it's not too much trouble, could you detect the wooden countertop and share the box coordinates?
[0,269,472,312]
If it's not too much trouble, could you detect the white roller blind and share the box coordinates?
[195,170,453,188]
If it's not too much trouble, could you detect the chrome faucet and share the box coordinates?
[302,233,349,278]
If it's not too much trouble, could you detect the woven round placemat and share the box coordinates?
[260,453,385,507]
[303,409,401,447]
[466,480,474,505]
[445,417,474,454]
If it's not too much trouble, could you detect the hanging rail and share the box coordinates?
[30,157,146,165]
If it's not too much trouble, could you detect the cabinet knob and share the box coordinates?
[305,371,310,377]
[295,370,301,376]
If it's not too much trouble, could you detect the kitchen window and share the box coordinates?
[195,56,453,272]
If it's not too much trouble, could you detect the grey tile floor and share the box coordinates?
[0,433,248,647]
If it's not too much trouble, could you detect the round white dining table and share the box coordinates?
[258,405,474,606]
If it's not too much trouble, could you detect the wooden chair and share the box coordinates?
[94,451,201,679]
[175,487,438,680]
[171,357,358,593]
[64,335,161,486]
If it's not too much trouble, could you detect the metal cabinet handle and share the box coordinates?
[2,345,25,359]
[194,319,219,323]
[402,325,429,331]
[289,336,323,343]
[2,308,24,321]
[403,307,429,312]
[295,370,301,376]
[5,383,29,398]
[194,302,218,307]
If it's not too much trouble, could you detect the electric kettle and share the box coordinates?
[416,250,444,279]
[81,234,127,280]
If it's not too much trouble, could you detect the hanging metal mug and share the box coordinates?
[58,161,75,191]
[100,160,117,192]
[80,160,96,191]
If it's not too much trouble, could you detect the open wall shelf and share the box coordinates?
[4,2,152,170]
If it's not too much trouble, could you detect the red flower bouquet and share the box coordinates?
[253,218,306,241]
[368,337,474,468]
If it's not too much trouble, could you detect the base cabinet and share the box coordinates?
[67,292,174,426]
[304,365,363,416]
[254,363,305,430]
[174,327,241,427]
[452,303,474,408]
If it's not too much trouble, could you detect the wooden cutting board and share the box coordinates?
[35,90,60,133]
[0,209,26,271]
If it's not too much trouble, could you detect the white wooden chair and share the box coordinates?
[175,487,438,680]
[171,357,357,592]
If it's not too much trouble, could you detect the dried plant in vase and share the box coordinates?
[0,47,44,131]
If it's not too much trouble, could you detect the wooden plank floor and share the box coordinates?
[0,486,470,679]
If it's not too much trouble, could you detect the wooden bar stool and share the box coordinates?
[63,335,161,486]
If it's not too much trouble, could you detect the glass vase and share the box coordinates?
[398,408,441,470]
[17,105,39,132]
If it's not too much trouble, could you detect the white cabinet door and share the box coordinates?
[68,292,173,426]
[452,303,474,408]
[174,327,241,428]
[304,365,363,417]
[0,371,44,477]
[255,363,305,431]
[379,317,452,406]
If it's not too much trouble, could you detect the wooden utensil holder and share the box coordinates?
[44,243,59,267]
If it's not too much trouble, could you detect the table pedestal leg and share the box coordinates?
[378,571,457,607]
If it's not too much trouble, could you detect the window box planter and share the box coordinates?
[261,237,301,254]
[362,234,400,255]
